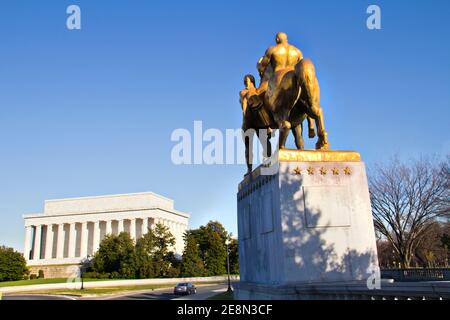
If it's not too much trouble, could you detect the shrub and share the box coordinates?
[82,271,98,279]
[83,271,112,279]
[38,270,45,279]
[30,274,37,280]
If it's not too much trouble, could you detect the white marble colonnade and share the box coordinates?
[25,217,188,263]
[23,192,190,265]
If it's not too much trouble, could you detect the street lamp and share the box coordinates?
[80,255,92,290]
[225,238,233,293]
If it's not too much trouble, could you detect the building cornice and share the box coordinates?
[23,207,190,220]
[44,191,174,204]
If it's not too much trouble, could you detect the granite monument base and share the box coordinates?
[235,150,379,300]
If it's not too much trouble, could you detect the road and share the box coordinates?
[1,284,228,301]
[100,284,227,300]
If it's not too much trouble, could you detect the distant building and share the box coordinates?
[23,192,189,278]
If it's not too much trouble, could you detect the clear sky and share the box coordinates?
[0,0,449,251]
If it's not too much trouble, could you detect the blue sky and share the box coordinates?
[0,0,449,251]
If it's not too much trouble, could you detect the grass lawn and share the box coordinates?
[207,290,234,300]
[15,284,176,297]
[0,278,69,288]
[0,277,116,288]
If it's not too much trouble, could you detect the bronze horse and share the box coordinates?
[241,58,329,174]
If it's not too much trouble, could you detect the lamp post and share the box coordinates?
[225,238,233,292]
[80,255,92,290]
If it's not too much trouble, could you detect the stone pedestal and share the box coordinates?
[235,150,379,300]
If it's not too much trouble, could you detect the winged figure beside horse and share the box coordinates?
[240,32,330,175]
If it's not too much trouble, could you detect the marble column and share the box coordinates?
[68,223,77,258]
[118,219,124,233]
[93,221,101,253]
[176,223,183,253]
[130,219,136,239]
[177,222,183,238]
[45,224,54,260]
[142,218,148,236]
[80,222,88,258]
[56,224,65,259]
[33,225,42,260]
[106,220,112,235]
[24,226,32,261]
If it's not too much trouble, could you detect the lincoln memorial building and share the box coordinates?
[23,192,189,277]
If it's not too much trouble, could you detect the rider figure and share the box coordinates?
[257,32,315,139]
[240,74,272,175]
[258,32,303,81]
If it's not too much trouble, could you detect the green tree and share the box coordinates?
[203,221,228,242]
[204,231,227,275]
[92,232,136,279]
[228,238,239,274]
[181,232,205,277]
[135,223,176,278]
[191,221,228,276]
[166,251,181,277]
[0,246,29,282]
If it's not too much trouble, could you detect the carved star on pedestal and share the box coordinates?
[344,167,352,175]
[332,168,340,175]
[307,167,315,175]
[319,167,327,175]
[293,167,302,175]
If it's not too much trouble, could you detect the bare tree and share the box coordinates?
[369,156,450,268]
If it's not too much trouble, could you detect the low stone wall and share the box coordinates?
[234,280,450,300]
[29,264,80,279]
[1,275,240,294]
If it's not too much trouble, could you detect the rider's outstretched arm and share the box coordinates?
[295,47,304,62]
[259,48,273,78]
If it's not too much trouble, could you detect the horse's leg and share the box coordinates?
[278,121,291,150]
[257,128,272,158]
[292,123,304,150]
[307,116,316,138]
[307,104,329,150]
